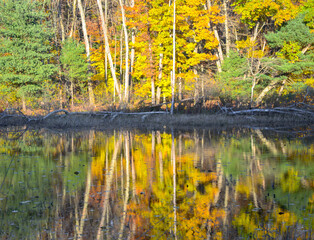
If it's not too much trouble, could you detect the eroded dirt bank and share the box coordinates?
[0,108,313,131]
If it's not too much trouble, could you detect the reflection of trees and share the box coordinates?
[0,130,92,239]
[96,134,122,240]
[218,129,314,239]
[1,128,313,239]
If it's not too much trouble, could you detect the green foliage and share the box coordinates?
[218,50,250,102]
[263,14,314,95]
[0,0,56,98]
[60,38,89,88]
[302,0,314,29]
[265,15,314,48]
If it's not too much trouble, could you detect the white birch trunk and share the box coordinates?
[170,0,176,115]
[118,0,130,103]
[69,0,77,38]
[223,0,230,57]
[206,0,224,71]
[97,0,122,101]
[77,0,95,107]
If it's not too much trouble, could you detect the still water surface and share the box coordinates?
[0,127,313,239]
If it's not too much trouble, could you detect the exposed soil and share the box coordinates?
[0,108,313,131]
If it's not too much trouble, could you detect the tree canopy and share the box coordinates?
[0,0,312,111]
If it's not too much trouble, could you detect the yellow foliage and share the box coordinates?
[236,184,250,198]
[236,38,266,58]
[305,78,314,88]
[281,168,301,192]
[233,212,258,234]
[234,0,300,27]
[276,41,302,63]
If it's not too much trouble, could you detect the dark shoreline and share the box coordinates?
[0,111,313,132]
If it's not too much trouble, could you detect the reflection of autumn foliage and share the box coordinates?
[12,129,311,239]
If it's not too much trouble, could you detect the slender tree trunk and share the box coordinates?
[151,78,155,105]
[97,0,122,101]
[178,77,182,101]
[194,68,199,105]
[58,0,65,42]
[120,29,123,84]
[156,87,161,105]
[21,94,26,112]
[251,76,256,106]
[149,43,155,105]
[157,52,163,104]
[130,0,135,74]
[178,68,182,101]
[170,0,176,115]
[69,0,77,38]
[252,22,260,42]
[104,0,108,83]
[118,0,130,103]
[77,0,95,107]
[223,0,230,57]
[206,0,223,71]
[277,79,286,98]
[59,86,63,109]
[70,80,74,109]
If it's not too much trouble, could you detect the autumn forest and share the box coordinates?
[0,0,313,113]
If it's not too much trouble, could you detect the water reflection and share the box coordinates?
[0,127,313,239]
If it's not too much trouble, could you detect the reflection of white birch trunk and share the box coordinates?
[157,131,164,183]
[131,154,136,198]
[74,194,79,240]
[172,132,177,239]
[251,135,259,208]
[118,132,130,239]
[77,162,91,239]
[150,131,155,188]
[201,131,204,168]
[223,185,229,226]
[194,130,199,168]
[255,129,278,155]
[214,160,223,205]
[96,136,122,240]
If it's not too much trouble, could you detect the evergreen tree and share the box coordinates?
[60,38,89,106]
[218,50,250,103]
[0,0,56,109]
[263,15,314,98]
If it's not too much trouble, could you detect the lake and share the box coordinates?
[0,126,313,239]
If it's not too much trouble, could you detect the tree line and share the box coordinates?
[0,0,313,112]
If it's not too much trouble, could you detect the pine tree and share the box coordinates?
[0,0,56,110]
[60,38,89,108]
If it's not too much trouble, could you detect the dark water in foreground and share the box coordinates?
[0,127,313,239]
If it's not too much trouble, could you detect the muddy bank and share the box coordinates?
[0,108,313,131]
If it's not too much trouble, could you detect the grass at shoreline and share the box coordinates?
[0,111,313,130]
